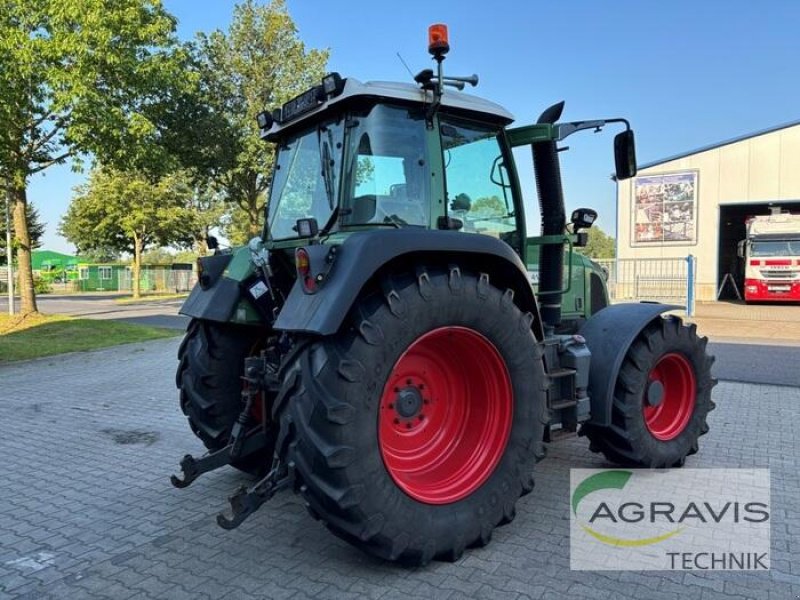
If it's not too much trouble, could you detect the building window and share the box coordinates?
[79,267,89,280]
[99,266,112,280]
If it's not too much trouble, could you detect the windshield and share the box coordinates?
[751,240,800,257]
[267,119,343,240]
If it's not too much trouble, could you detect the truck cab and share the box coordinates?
[740,211,800,302]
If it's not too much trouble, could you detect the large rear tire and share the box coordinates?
[582,316,716,468]
[274,267,547,565]
[176,319,274,475]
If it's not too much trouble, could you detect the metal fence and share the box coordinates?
[116,267,196,293]
[595,257,691,306]
[0,266,10,293]
[2,266,197,294]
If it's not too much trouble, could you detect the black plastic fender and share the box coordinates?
[274,228,542,337]
[179,254,241,323]
[579,302,680,427]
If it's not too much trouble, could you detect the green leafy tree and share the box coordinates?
[60,167,197,298]
[194,0,328,240]
[141,247,176,265]
[577,226,616,259]
[174,249,200,264]
[0,196,45,265]
[0,0,185,313]
[470,195,506,216]
[221,202,260,246]
[78,248,120,264]
[187,185,226,254]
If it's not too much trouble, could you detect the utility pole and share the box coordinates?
[5,190,14,315]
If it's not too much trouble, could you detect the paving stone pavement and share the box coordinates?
[0,339,797,600]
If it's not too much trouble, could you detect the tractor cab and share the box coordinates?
[259,77,519,245]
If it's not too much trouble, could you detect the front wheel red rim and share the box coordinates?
[378,327,513,505]
[642,352,696,441]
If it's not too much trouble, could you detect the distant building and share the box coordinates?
[31,250,80,271]
[31,250,195,292]
[616,121,800,301]
[32,250,83,283]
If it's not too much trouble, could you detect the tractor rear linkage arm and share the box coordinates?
[216,462,292,529]
[170,354,277,489]
[171,350,297,530]
[169,432,271,489]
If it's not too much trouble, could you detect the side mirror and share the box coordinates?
[614,129,637,180]
[737,240,745,259]
[206,235,219,250]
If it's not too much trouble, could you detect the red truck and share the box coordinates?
[739,210,800,302]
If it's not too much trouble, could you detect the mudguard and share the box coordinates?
[179,253,240,322]
[579,302,680,427]
[274,228,541,337]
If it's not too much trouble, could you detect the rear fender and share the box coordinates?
[179,249,264,325]
[579,302,680,427]
[273,229,543,339]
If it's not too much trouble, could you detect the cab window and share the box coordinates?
[343,105,430,228]
[440,118,518,240]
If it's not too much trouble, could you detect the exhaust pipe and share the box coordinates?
[532,101,566,331]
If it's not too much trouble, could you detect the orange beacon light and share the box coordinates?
[428,23,449,55]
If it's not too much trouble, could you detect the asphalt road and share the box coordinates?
[708,341,799,387]
[1,294,797,386]
[0,294,189,330]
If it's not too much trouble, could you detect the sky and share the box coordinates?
[29,0,800,253]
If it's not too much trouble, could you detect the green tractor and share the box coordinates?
[172,26,715,565]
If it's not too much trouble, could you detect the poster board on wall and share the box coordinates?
[632,171,698,245]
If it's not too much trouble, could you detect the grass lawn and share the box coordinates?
[0,313,179,362]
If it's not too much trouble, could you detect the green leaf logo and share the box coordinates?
[572,470,633,516]
[572,470,683,547]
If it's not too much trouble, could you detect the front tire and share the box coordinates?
[582,316,716,468]
[275,267,547,565]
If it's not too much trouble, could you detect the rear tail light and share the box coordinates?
[295,248,316,292]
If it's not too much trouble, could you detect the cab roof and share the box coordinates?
[265,78,515,140]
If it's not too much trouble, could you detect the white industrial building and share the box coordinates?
[616,121,800,301]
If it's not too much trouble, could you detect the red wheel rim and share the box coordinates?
[378,327,513,504]
[642,352,696,441]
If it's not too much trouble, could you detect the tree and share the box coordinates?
[141,247,176,265]
[221,201,262,246]
[471,195,506,216]
[0,0,185,313]
[0,196,45,265]
[187,185,226,254]
[78,248,120,264]
[60,167,197,298]
[577,226,616,259]
[193,0,328,239]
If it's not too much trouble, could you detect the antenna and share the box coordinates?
[396,52,415,80]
